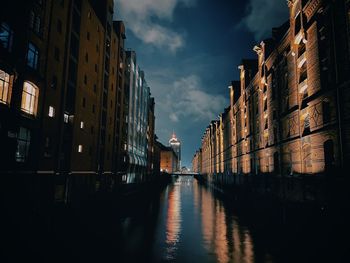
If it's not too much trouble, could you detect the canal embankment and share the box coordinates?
[195,173,350,262]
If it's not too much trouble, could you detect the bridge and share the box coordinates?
[172,171,199,176]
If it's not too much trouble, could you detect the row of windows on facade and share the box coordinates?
[1,69,98,134]
[14,127,101,163]
[0,22,40,70]
[0,72,39,115]
[1,22,121,78]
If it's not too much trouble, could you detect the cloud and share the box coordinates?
[115,0,195,52]
[164,75,228,123]
[239,0,289,41]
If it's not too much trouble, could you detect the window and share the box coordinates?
[87,31,90,40]
[92,104,95,113]
[27,43,39,69]
[93,84,97,93]
[29,11,35,29]
[35,15,41,34]
[29,11,41,34]
[85,53,88,62]
[21,81,39,115]
[82,97,86,107]
[16,127,31,163]
[0,23,13,51]
[0,69,12,105]
[95,64,98,73]
[80,121,84,129]
[44,137,52,158]
[78,145,83,153]
[48,106,55,117]
[84,74,87,84]
[64,113,69,123]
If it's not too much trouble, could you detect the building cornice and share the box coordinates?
[303,0,322,21]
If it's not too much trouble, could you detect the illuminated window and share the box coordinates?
[80,121,84,129]
[16,127,31,163]
[0,23,13,51]
[64,113,69,123]
[21,81,39,115]
[48,106,55,117]
[0,69,12,105]
[27,43,39,69]
[78,145,83,153]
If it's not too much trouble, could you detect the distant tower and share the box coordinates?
[169,132,181,171]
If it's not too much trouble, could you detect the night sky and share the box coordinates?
[114,0,289,168]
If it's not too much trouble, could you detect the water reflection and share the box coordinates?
[165,183,181,260]
[154,176,257,263]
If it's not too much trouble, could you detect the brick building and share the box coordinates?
[0,0,156,182]
[194,0,350,180]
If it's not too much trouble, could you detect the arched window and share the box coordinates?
[21,81,39,115]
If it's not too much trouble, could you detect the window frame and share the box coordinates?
[21,81,39,116]
[27,42,40,69]
[0,69,12,105]
[0,22,14,51]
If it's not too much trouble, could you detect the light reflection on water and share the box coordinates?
[154,176,257,263]
[165,183,181,260]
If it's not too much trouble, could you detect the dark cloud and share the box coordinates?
[239,0,289,41]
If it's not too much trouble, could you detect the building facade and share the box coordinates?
[194,0,350,179]
[160,143,178,174]
[125,50,151,183]
[169,132,181,171]
[0,0,156,183]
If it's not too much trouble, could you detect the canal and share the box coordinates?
[3,175,348,262]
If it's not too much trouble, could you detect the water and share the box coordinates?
[111,176,267,262]
[2,175,348,262]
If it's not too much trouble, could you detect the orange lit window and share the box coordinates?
[0,69,12,105]
[21,81,39,116]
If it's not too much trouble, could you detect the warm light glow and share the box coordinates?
[165,185,181,260]
[78,145,83,153]
[299,79,308,93]
[21,81,39,115]
[80,121,84,129]
[0,69,12,105]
